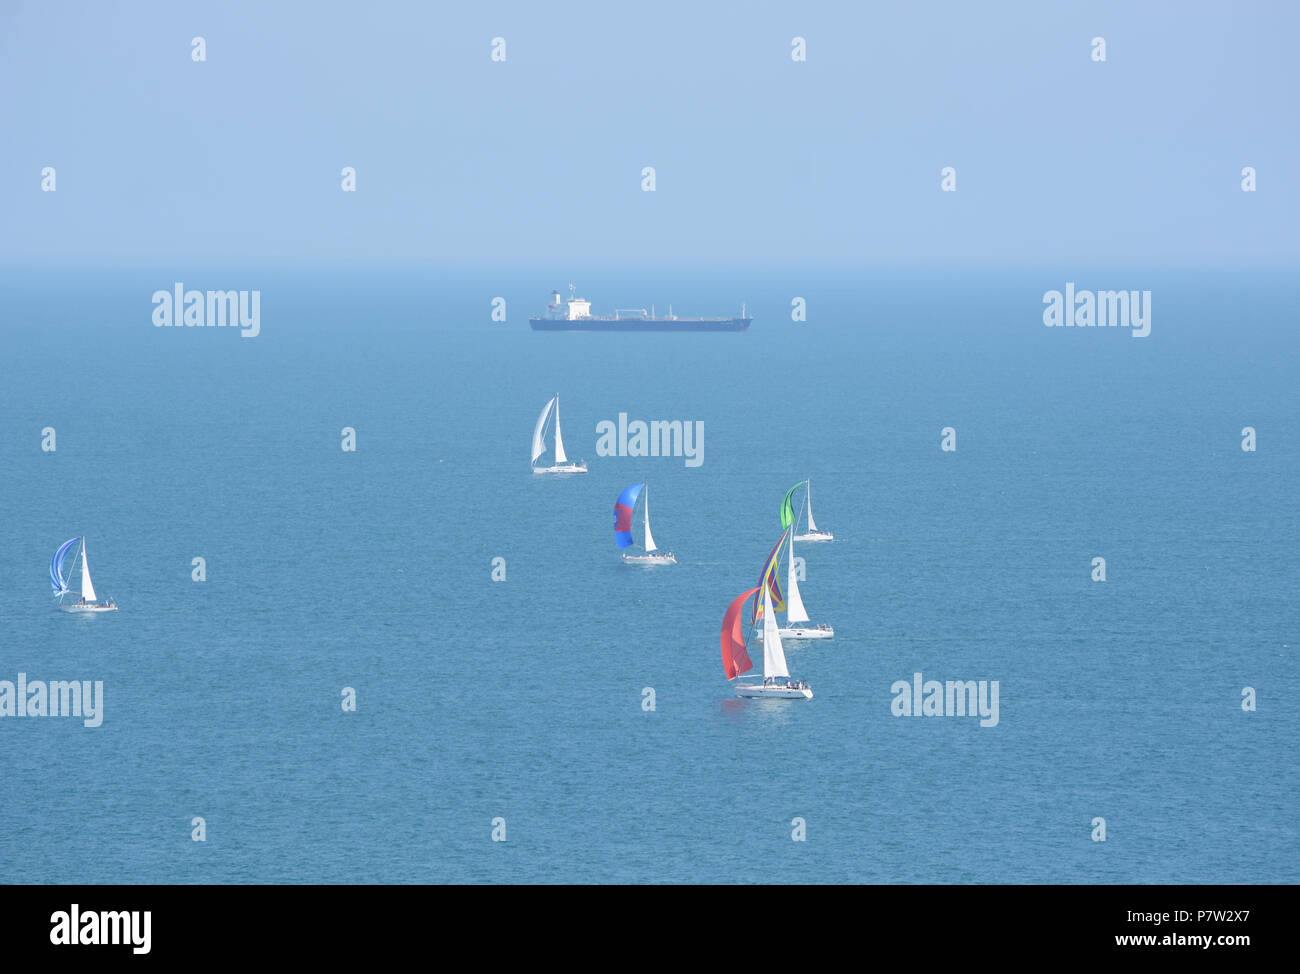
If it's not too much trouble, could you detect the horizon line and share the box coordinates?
[1,258,1297,272]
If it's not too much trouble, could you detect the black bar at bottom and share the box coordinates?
[0,884,1281,960]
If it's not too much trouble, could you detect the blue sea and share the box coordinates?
[1,266,1295,883]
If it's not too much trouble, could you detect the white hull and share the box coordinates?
[61,603,117,614]
[794,531,833,542]
[735,682,813,700]
[532,462,588,474]
[758,626,834,640]
[621,552,676,565]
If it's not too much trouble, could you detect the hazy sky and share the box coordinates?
[2,0,1296,265]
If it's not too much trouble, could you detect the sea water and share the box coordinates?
[0,266,1294,883]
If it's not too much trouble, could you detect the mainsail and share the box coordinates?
[784,528,810,623]
[531,397,555,465]
[50,538,78,594]
[806,478,819,532]
[642,484,657,552]
[79,540,97,602]
[721,587,758,680]
[761,586,790,679]
[552,396,568,464]
[614,483,644,548]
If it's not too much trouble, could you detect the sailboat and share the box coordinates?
[615,483,676,565]
[723,586,812,699]
[50,537,118,613]
[782,478,833,542]
[756,526,834,640]
[530,395,588,474]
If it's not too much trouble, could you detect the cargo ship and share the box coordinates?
[529,285,751,332]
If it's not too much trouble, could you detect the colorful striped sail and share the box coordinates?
[613,483,644,548]
[752,527,789,624]
[721,587,759,680]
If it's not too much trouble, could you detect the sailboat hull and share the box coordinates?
[794,531,833,542]
[757,626,834,640]
[735,683,813,699]
[61,603,117,614]
[621,552,676,565]
[532,463,588,474]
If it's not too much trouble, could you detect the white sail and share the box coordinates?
[642,484,657,552]
[79,539,97,602]
[784,528,809,623]
[806,479,819,532]
[553,395,568,464]
[531,398,555,465]
[761,586,790,679]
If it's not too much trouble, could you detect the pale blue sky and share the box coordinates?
[2,0,1296,265]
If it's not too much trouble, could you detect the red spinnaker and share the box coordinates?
[721,587,759,680]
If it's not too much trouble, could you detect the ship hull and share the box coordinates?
[529,317,750,332]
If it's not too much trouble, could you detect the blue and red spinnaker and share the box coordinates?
[613,483,644,548]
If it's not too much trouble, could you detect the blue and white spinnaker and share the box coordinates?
[50,538,78,595]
